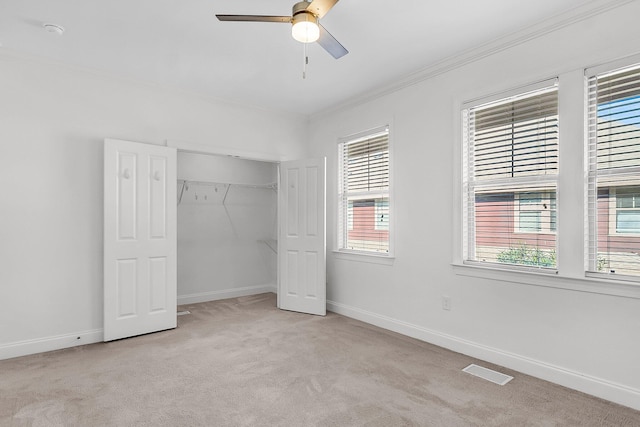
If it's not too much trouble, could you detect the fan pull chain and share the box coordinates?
[303,42,308,79]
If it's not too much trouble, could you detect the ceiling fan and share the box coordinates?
[216,0,348,59]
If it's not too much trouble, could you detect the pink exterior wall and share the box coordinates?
[475,195,556,251]
[348,205,389,244]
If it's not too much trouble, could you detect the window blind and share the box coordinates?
[463,84,558,270]
[586,62,640,278]
[338,129,390,253]
[472,90,559,180]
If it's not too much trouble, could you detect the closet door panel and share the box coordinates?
[116,259,138,318]
[148,257,168,313]
[104,139,177,342]
[305,251,318,298]
[278,158,326,316]
[286,251,299,296]
[286,168,300,237]
[149,156,167,240]
[117,152,137,240]
[306,165,319,237]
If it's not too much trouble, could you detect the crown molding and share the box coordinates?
[315,0,634,119]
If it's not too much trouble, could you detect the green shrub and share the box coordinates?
[496,244,556,268]
[497,245,609,270]
[597,256,608,272]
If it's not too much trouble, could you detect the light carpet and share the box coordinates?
[1,293,639,426]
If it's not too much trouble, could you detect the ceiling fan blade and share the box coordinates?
[317,24,348,59]
[306,0,339,19]
[216,15,291,23]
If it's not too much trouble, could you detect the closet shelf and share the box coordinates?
[177,179,276,189]
[177,179,277,205]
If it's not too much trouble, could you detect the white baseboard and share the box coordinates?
[327,300,640,411]
[178,283,277,305]
[0,285,277,361]
[0,329,103,361]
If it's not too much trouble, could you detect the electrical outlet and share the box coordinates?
[442,296,451,311]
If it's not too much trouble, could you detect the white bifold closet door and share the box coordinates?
[103,139,177,341]
[278,158,326,316]
[104,139,326,342]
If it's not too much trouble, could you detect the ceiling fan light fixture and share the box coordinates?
[291,12,319,43]
[216,0,348,59]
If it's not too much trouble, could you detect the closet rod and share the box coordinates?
[177,179,277,206]
[177,179,276,190]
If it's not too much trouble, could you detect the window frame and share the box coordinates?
[586,56,640,281]
[336,125,394,258]
[452,60,640,299]
[374,198,389,231]
[608,187,640,236]
[462,78,560,273]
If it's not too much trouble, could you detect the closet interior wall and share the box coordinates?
[177,152,278,304]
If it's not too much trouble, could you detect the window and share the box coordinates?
[609,187,640,234]
[587,61,640,277]
[338,127,391,254]
[515,191,556,233]
[462,81,559,270]
[375,199,389,231]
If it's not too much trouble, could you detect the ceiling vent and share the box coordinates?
[43,23,65,35]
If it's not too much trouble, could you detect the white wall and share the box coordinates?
[2,1,640,412]
[308,2,640,410]
[177,152,277,304]
[0,52,307,359]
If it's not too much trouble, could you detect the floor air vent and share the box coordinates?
[177,310,191,316]
[463,364,513,385]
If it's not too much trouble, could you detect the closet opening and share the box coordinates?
[104,138,325,341]
[176,151,278,306]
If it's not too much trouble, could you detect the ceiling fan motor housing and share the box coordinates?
[293,1,317,18]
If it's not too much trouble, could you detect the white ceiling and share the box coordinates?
[0,0,603,115]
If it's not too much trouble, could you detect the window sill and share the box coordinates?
[333,250,395,265]
[452,262,640,299]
